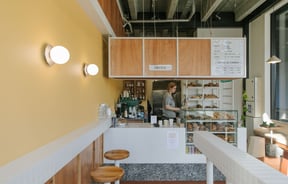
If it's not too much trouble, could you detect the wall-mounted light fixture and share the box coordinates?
[83,64,99,76]
[266,55,281,64]
[44,44,70,66]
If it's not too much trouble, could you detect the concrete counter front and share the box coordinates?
[103,123,206,164]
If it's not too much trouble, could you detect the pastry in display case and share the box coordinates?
[183,80,221,110]
[183,109,238,154]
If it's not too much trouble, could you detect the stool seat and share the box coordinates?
[91,166,124,183]
[104,149,129,161]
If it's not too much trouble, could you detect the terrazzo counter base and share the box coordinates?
[120,163,225,181]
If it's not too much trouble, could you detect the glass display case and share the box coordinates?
[184,109,238,154]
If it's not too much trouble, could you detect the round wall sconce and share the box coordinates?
[45,44,70,66]
[84,64,99,76]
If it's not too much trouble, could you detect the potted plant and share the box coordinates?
[240,90,248,127]
[237,90,248,152]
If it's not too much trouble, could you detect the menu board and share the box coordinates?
[211,38,246,77]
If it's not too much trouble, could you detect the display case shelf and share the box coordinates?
[183,109,238,154]
[183,80,221,111]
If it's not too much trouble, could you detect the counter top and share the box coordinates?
[114,123,184,128]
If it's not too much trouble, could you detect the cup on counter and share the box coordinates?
[151,115,157,124]
[158,120,163,126]
[169,119,174,127]
[164,120,169,126]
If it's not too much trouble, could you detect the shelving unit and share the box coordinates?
[184,109,238,154]
[123,80,146,100]
[181,80,238,154]
[183,80,221,110]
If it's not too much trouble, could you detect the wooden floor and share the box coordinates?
[122,182,224,184]
[263,156,281,170]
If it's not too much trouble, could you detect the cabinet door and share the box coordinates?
[178,39,211,76]
[144,39,177,76]
[109,38,143,77]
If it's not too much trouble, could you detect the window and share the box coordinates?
[271,4,288,122]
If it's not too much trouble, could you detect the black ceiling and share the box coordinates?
[116,0,279,37]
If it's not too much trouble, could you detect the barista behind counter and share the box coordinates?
[162,81,181,121]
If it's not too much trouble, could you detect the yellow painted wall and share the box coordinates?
[0,0,122,165]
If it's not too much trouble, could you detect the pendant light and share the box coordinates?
[266,55,281,64]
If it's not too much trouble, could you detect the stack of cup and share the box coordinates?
[169,119,174,127]
[158,120,163,126]
[164,120,168,126]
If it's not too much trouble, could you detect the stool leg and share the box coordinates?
[114,161,120,184]
[115,160,120,167]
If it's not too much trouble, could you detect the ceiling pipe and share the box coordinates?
[116,0,195,24]
[116,0,133,33]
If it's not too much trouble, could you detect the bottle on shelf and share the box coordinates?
[124,108,128,118]
[116,100,122,118]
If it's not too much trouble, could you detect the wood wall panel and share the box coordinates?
[94,135,104,169]
[80,144,94,184]
[144,39,177,76]
[44,177,53,184]
[178,39,211,76]
[98,0,125,36]
[110,39,143,76]
[45,135,104,184]
[54,156,79,184]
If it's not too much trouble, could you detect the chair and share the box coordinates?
[280,150,288,175]
[90,165,124,184]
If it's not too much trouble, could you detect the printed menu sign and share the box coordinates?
[211,38,246,77]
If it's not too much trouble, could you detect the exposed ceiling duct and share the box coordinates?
[116,0,196,34]
[85,0,278,37]
[126,0,196,23]
[117,0,277,36]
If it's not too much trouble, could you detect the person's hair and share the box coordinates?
[167,82,177,90]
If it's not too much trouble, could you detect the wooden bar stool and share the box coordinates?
[90,166,124,184]
[104,149,129,184]
[104,149,129,167]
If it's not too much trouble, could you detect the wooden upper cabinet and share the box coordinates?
[144,39,177,76]
[109,38,143,77]
[109,38,245,78]
[178,39,211,76]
